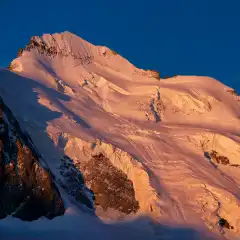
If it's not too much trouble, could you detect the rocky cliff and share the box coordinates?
[0,96,65,221]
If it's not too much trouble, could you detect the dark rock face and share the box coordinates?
[205,150,240,168]
[81,153,139,214]
[209,150,230,165]
[219,218,234,230]
[58,153,140,215]
[0,97,65,221]
[58,156,94,210]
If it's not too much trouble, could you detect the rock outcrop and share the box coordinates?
[0,97,65,221]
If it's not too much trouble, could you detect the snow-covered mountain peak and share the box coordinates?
[10,31,136,76]
[20,31,94,58]
[28,31,95,60]
[1,31,240,239]
[8,31,146,97]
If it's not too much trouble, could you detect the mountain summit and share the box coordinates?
[1,31,240,239]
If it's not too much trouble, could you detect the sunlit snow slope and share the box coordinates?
[1,31,240,239]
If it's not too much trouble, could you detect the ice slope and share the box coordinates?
[1,31,240,239]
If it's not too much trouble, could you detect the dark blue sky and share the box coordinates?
[0,0,239,91]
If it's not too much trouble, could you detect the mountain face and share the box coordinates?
[1,31,240,239]
[0,96,64,220]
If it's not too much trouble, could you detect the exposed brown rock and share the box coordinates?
[0,97,65,221]
[209,150,230,165]
[82,153,139,214]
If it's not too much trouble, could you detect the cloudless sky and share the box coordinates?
[0,0,239,91]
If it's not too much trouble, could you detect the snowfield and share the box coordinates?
[1,31,240,239]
